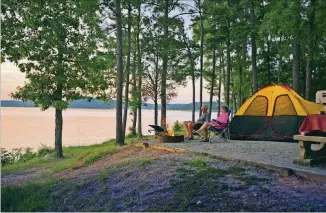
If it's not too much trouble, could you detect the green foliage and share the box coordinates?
[172,120,183,132]
[188,157,207,168]
[1,147,37,166]
[2,1,115,109]
[37,144,55,157]
[1,181,52,212]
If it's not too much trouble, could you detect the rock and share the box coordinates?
[280,168,293,177]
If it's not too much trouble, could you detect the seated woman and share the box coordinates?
[195,106,229,142]
[183,104,209,140]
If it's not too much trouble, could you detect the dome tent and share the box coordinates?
[230,84,324,141]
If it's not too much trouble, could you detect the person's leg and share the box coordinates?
[203,127,208,140]
[197,122,210,132]
[188,122,193,139]
[183,121,190,137]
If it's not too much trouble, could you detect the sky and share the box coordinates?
[0,62,211,104]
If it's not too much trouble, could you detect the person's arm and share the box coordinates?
[217,114,228,125]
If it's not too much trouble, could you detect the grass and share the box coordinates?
[1,135,143,175]
[1,181,53,212]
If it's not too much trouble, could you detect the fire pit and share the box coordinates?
[157,134,184,143]
[148,125,184,143]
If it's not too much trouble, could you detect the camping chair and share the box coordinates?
[209,110,232,143]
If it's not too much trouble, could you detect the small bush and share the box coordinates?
[188,157,207,168]
[1,147,37,166]
[173,120,183,132]
[37,144,55,157]
[1,148,14,165]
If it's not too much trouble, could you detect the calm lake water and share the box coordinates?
[1,107,199,150]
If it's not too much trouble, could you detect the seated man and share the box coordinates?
[183,104,209,140]
[195,105,229,142]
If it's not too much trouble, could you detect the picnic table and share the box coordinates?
[293,114,326,166]
[293,135,326,166]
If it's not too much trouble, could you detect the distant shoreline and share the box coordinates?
[0,100,222,111]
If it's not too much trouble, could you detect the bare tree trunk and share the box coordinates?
[218,55,222,116]
[250,1,258,94]
[55,49,64,158]
[199,0,204,116]
[115,0,124,145]
[131,50,137,136]
[305,0,315,100]
[122,0,132,137]
[239,41,246,108]
[161,0,168,131]
[267,36,271,84]
[209,45,216,120]
[278,36,282,84]
[191,66,195,122]
[55,108,63,158]
[136,4,142,138]
[154,53,159,126]
[292,0,301,92]
[226,21,231,106]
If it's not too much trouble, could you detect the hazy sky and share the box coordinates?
[1,62,211,103]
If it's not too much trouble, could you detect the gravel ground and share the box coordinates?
[146,139,326,176]
[2,145,326,212]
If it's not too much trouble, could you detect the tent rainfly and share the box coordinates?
[230,84,325,141]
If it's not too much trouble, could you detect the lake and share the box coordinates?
[1,107,199,150]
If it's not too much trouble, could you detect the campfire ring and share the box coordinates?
[157,134,184,143]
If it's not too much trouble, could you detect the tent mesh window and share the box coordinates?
[244,96,268,116]
[273,95,297,115]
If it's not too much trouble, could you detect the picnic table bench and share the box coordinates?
[293,135,326,166]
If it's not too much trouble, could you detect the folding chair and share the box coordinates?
[209,111,231,143]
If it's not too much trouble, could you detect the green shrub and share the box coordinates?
[37,144,55,157]
[1,147,37,166]
[173,120,183,132]
[1,148,14,165]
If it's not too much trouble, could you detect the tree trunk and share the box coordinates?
[292,0,301,92]
[222,53,226,105]
[131,50,137,136]
[122,0,132,137]
[226,21,231,106]
[305,0,315,100]
[199,0,204,116]
[55,108,63,158]
[137,4,142,138]
[115,0,124,145]
[154,52,159,126]
[267,36,271,84]
[250,1,258,94]
[161,0,168,131]
[209,45,216,120]
[191,65,195,122]
[278,36,282,84]
[218,55,222,116]
[239,41,246,108]
[55,47,64,158]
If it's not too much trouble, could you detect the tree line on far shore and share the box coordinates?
[2,0,325,158]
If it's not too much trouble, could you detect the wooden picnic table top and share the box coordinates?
[293,135,326,143]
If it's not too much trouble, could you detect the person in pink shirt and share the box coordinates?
[195,106,229,142]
